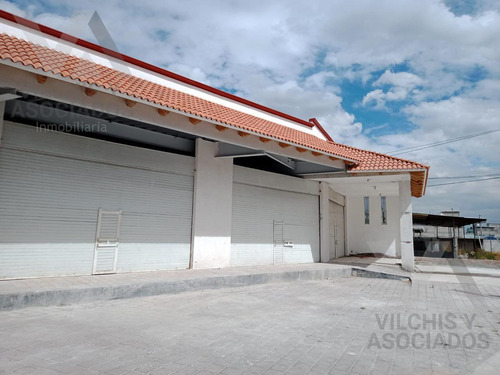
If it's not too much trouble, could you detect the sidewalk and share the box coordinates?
[0,263,352,311]
[414,256,500,276]
[5,256,496,311]
[331,255,500,285]
[330,255,412,278]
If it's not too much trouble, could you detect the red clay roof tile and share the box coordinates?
[0,32,429,196]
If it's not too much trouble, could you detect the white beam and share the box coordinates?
[216,142,264,158]
[265,153,296,170]
[0,87,21,102]
[314,174,410,184]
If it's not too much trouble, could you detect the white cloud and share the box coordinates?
[374,71,423,89]
[363,71,426,109]
[362,89,388,110]
[3,0,499,220]
[0,0,26,16]
[242,79,362,142]
[364,96,500,219]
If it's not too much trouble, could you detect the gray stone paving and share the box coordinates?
[0,264,352,310]
[1,277,499,375]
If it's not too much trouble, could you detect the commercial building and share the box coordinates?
[0,10,428,279]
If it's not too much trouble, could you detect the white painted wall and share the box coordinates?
[316,175,414,262]
[345,195,401,257]
[191,139,233,269]
[320,183,347,262]
[399,179,415,271]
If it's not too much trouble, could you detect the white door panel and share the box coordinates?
[329,200,345,259]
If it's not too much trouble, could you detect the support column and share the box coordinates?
[399,178,414,272]
[452,227,459,258]
[319,182,330,263]
[190,138,233,269]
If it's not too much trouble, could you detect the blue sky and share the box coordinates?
[1,0,499,221]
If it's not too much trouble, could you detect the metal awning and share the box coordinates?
[412,213,486,228]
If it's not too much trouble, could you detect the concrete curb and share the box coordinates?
[0,267,352,311]
[351,267,412,282]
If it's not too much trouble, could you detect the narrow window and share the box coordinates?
[381,196,387,225]
[364,196,370,224]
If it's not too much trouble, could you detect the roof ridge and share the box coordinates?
[0,9,315,129]
[327,140,430,170]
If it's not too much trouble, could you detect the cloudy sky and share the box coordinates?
[2,0,500,221]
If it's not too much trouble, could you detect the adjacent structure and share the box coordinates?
[413,211,485,258]
[0,10,429,279]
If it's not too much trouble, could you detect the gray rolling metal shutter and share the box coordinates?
[0,123,194,279]
[231,166,320,266]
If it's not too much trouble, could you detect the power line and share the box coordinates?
[429,173,500,180]
[388,129,500,156]
[427,176,500,187]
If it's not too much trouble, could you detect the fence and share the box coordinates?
[482,239,500,253]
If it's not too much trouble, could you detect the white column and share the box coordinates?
[319,181,330,263]
[191,138,233,269]
[399,178,414,272]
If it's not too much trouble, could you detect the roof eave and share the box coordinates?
[347,168,429,198]
[0,59,359,166]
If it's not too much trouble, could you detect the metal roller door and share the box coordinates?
[0,123,194,279]
[231,166,320,266]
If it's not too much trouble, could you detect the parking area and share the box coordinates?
[1,277,499,375]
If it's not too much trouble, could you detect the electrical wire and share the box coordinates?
[429,173,500,180]
[427,176,500,187]
[388,129,500,156]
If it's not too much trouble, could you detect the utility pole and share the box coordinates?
[478,215,483,250]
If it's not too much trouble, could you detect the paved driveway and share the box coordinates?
[1,278,499,375]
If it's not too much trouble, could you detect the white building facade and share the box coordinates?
[0,11,429,279]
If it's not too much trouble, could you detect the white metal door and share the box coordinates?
[273,221,284,265]
[329,201,345,259]
[93,210,121,274]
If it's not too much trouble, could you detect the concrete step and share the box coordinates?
[0,264,353,311]
[351,267,412,282]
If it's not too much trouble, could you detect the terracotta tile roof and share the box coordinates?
[0,32,429,196]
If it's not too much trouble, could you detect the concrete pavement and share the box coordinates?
[0,263,352,311]
[331,256,500,285]
[414,257,500,277]
[1,277,499,374]
[2,256,499,311]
